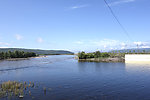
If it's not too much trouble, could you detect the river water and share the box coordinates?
[0,55,150,100]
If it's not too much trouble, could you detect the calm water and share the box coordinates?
[0,55,150,100]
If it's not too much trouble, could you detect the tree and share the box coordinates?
[115,50,117,53]
[8,50,12,58]
[86,53,94,58]
[78,51,86,59]
[101,52,110,58]
[1,52,4,59]
[0,52,3,59]
[143,50,146,53]
[4,52,8,59]
[133,50,135,54]
[14,50,19,58]
[94,51,101,58]
[0,51,37,59]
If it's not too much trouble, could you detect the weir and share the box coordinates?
[125,54,150,62]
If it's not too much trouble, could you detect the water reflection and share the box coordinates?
[125,61,150,72]
[78,62,126,73]
[0,55,74,73]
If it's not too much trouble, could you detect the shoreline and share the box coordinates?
[31,55,47,58]
[78,57,125,62]
[3,55,48,61]
[0,55,74,61]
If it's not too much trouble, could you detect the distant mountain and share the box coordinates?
[0,48,74,55]
[110,48,150,53]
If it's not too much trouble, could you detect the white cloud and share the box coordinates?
[90,39,120,47]
[133,41,150,48]
[15,34,23,40]
[70,4,89,9]
[74,41,84,44]
[120,42,128,49]
[90,40,150,50]
[140,46,150,48]
[73,39,122,51]
[133,41,149,46]
[0,42,10,46]
[73,39,150,52]
[108,0,135,6]
[37,37,43,43]
[0,42,11,48]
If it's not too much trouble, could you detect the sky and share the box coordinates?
[0,0,150,52]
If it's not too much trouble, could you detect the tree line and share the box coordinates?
[78,51,111,59]
[0,51,37,60]
[78,50,150,59]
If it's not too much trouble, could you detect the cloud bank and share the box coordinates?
[74,39,150,52]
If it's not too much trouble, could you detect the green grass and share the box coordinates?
[0,81,35,98]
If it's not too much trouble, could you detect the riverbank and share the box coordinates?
[4,55,47,61]
[78,57,125,62]
[77,51,125,62]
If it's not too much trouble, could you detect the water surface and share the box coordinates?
[0,55,150,100]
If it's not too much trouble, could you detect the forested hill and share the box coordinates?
[0,48,74,55]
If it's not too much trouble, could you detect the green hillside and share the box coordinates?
[0,48,74,55]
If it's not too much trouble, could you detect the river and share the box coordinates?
[0,55,150,100]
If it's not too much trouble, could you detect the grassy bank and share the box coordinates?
[0,81,52,99]
[77,50,150,62]
[78,57,125,62]
[78,51,125,59]
[0,81,33,98]
[77,51,125,62]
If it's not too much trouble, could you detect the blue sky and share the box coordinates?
[0,0,150,52]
